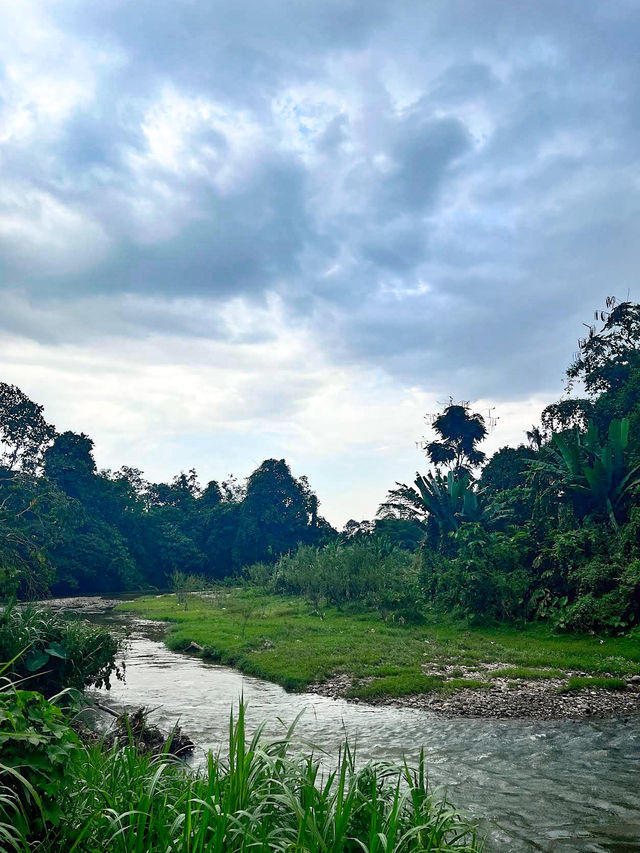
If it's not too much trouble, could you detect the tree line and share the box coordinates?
[2,297,640,632]
[0,396,333,597]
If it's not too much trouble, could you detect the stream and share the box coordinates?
[82,604,640,853]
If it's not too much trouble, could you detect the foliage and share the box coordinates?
[420,526,531,623]
[0,385,334,595]
[275,542,423,621]
[234,458,322,566]
[0,686,80,839]
[0,606,122,697]
[0,383,55,473]
[541,398,594,433]
[566,297,640,397]
[171,570,210,609]
[479,446,536,494]
[532,419,640,528]
[382,471,486,551]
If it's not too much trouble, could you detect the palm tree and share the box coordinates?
[380,470,485,548]
[526,425,544,451]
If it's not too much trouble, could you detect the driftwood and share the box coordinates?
[104,706,195,756]
[74,704,195,757]
[93,700,119,718]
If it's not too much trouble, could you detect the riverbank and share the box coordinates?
[119,588,640,720]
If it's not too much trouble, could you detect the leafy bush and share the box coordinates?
[0,606,122,697]
[170,570,210,609]
[272,542,423,621]
[532,518,640,632]
[420,526,531,623]
[0,686,80,841]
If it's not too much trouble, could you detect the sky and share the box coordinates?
[1,0,639,527]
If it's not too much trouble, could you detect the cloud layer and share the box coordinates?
[1,0,639,522]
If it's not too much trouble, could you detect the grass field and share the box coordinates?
[119,589,640,699]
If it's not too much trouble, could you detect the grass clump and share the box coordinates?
[443,679,489,691]
[490,667,564,681]
[347,673,444,700]
[558,676,627,693]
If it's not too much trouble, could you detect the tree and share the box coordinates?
[381,470,485,551]
[526,425,545,451]
[541,399,594,434]
[234,459,311,565]
[479,446,536,494]
[567,297,640,397]
[43,431,96,498]
[420,403,488,476]
[200,480,223,510]
[0,383,55,472]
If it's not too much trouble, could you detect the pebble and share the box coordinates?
[308,675,640,721]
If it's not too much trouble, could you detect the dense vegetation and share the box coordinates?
[0,402,333,597]
[2,297,640,634]
[0,605,121,697]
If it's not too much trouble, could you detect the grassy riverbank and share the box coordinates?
[119,589,640,701]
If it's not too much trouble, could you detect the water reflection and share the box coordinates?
[89,612,640,853]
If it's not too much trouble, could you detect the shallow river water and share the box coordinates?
[86,608,640,853]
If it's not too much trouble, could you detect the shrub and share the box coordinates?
[0,686,80,842]
[420,526,531,623]
[273,542,423,621]
[0,606,122,697]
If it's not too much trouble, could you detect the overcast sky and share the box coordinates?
[1,0,639,525]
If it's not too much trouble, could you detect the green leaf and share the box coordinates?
[25,650,50,672]
[45,642,69,660]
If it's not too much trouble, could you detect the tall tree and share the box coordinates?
[0,383,55,472]
[420,402,488,476]
[234,459,310,565]
[567,297,640,396]
[43,431,97,501]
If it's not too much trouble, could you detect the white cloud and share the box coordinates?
[0,0,638,522]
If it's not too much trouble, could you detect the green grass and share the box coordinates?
[558,676,628,694]
[1,701,482,853]
[346,674,445,700]
[489,667,565,681]
[444,679,490,691]
[119,589,640,700]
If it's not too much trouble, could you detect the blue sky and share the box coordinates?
[1,1,639,525]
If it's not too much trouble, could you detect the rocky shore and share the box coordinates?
[44,595,121,613]
[308,670,640,721]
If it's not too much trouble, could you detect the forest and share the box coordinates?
[2,297,640,635]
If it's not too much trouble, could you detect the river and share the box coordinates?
[82,604,640,853]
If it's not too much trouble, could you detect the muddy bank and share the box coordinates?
[308,672,640,720]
